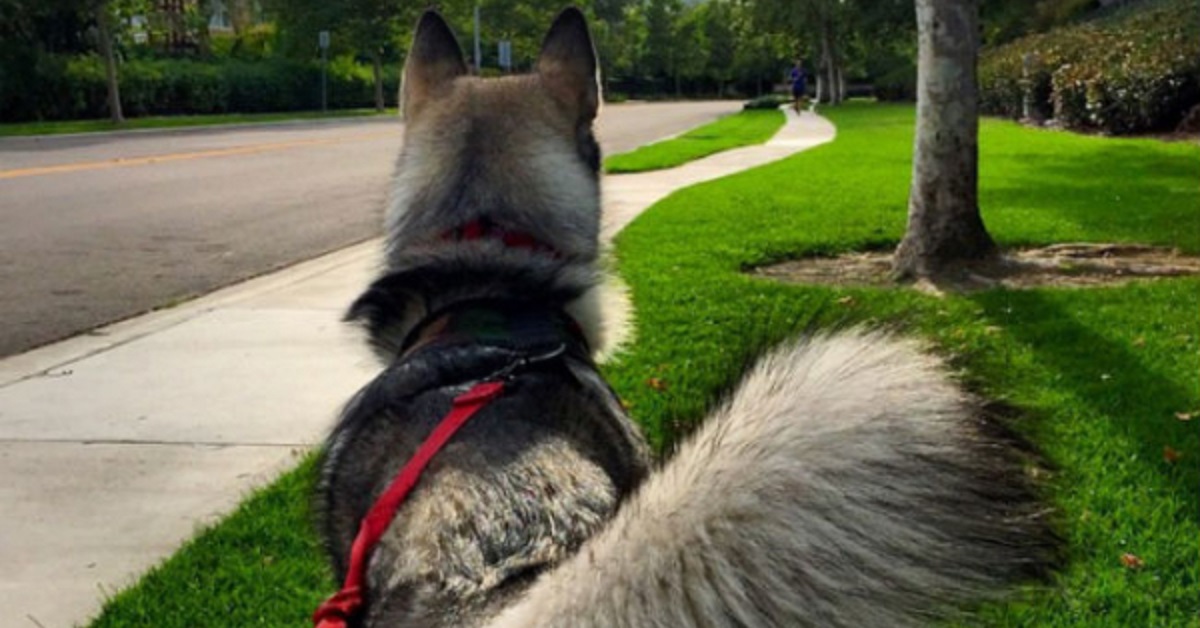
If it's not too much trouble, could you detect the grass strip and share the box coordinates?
[0,109,394,138]
[606,102,1198,626]
[603,108,784,173]
[91,102,1199,627]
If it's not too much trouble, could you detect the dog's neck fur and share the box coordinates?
[354,6,605,361]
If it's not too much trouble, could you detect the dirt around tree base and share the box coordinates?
[753,244,1200,293]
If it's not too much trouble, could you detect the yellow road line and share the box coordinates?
[0,130,400,180]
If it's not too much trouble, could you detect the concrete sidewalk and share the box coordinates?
[0,108,834,627]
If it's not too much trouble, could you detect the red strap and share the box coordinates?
[314,380,507,628]
[441,220,560,258]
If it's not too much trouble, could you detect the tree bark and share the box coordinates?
[230,0,251,36]
[893,0,997,280]
[372,48,385,112]
[834,53,846,104]
[95,2,123,123]
[819,20,837,105]
[822,22,836,104]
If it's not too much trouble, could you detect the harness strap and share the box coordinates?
[441,217,561,258]
[313,380,508,628]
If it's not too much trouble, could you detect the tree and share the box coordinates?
[643,0,681,90]
[749,0,850,105]
[227,0,254,36]
[703,0,736,96]
[733,10,794,97]
[342,0,410,111]
[672,6,706,96]
[92,0,123,123]
[267,0,410,111]
[892,0,997,281]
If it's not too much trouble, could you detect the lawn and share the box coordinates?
[0,108,394,137]
[603,108,785,173]
[90,102,1199,626]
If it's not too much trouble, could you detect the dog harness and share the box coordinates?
[440,216,561,258]
[312,379,506,628]
[313,301,586,628]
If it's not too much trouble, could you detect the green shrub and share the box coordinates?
[979,0,1200,134]
[1,54,398,122]
[743,94,788,110]
[873,62,916,102]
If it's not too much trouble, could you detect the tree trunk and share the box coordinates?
[823,24,834,104]
[814,64,825,103]
[835,61,846,103]
[230,0,251,36]
[194,0,213,56]
[893,0,997,280]
[95,2,123,124]
[372,48,385,112]
[819,21,835,104]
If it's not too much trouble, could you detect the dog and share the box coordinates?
[314,8,1055,627]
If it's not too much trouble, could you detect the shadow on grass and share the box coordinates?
[970,286,1198,491]
[982,141,1200,251]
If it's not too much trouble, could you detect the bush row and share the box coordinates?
[979,0,1200,134]
[2,54,398,121]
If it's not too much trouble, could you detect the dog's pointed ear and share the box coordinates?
[535,8,600,122]
[402,11,467,119]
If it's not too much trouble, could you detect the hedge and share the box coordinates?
[1,55,399,122]
[979,0,1200,134]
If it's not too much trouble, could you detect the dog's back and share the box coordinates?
[316,9,1055,628]
[319,322,647,626]
[317,10,650,626]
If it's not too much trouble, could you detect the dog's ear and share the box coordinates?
[402,11,467,120]
[535,8,600,122]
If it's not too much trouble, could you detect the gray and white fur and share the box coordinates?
[318,8,1055,628]
[487,331,1056,627]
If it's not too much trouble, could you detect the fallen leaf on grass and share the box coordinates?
[646,377,668,392]
[1174,412,1195,422]
[1163,446,1181,463]
[1119,553,1145,570]
[836,296,855,306]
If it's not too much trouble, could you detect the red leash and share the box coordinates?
[313,380,507,628]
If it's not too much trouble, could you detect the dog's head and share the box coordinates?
[386,8,603,261]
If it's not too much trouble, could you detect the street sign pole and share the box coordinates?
[319,30,330,112]
[498,40,511,73]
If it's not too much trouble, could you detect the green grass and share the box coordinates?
[90,102,1199,626]
[603,108,785,173]
[90,455,329,627]
[605,103,1199,626]
[0,108,395,137]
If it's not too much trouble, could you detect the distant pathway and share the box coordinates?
[601,108,837,241]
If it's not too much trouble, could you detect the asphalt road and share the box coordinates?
[0,101,739,357]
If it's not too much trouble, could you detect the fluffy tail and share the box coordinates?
[488,331,1056,628]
